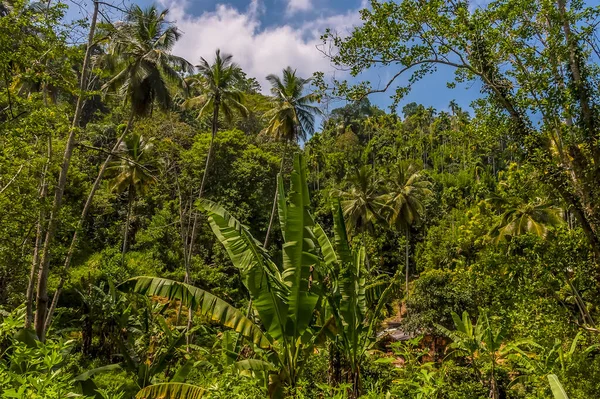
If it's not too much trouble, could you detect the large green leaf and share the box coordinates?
[548,374,569,399]
[198,199,287,342]
[136,383,206,399]
[235,359,275,372]
[313,222,337,273]
[119,277,271,349]
[281,153,320,340]
[331,199,352,264]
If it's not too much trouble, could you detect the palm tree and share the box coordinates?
[42,5,191,336]
[262,67,321,247]
[122,153,324,398]
[489,197,563,243]
[334,166,386,256]
[108,133,156,261]
[182,49,247,277]
[383,164,431,294]
[103,5,193,118]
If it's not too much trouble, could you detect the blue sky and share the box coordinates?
[65,0,597,117]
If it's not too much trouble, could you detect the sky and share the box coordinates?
[64,0,598,118]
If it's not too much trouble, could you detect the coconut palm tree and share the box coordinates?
[182,49,247,276]
[383,164,431,294]
[184,49,247,200]
[108,133,156,261]
[41,5,192,337]
[335,165,386,238]
[103,5,193,119]
[333,166,386,271]
[489,197,563,243]
[262,67,321,246]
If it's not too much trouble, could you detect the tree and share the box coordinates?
[262,67,321,247]
[31,0,100,340]
[437,311,514,399]
[333,165,386,255]
[108,133,156,261]
[320,0,600,261]
[182,49,247,281]
[41,4,191,336]
[315,199,400,398]
[122,153,325,398]
[383,164,431,293]
[489,197,563,243]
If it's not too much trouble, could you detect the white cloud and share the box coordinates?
[287,0,312,14]
[160,0,363,93]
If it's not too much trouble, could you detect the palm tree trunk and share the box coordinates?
[33,0,99,340]
[122,186,134,262]
[43,111,134,332]
[26,135,52,329]
[264,140,288,248]
[405,228,410,297]
[183,100,220,348]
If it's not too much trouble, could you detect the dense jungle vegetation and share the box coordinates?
[2,0,600,397]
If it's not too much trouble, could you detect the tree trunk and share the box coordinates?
[183,99,220,348]
[26,135,52,329]
[43,111,134,332]
[405,228,410,297]
[121,186,134,262]
[33,0,99,341]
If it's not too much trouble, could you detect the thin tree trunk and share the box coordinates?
[405,229,410,297]
[33,0,99,341]
[26,136,52,329]
[264,140,288,248]
[121,186,134,262]
[44,111,134,332]
[183,100,220,348]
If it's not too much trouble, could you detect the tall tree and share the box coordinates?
[262,67,320,246]
[31,0,100,339]
[182,49,247,282]
[108,133,156,261]
[320,0,600,261]
[41,4,191,336]
[334,165,386,241]
[383,164,431,294]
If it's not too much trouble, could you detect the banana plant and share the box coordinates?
[121,153,325,398]
[314,198,401,398]
[548,374,569,399]
[437,311,513,399]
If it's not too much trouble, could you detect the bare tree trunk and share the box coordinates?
[183,99,220,348]
[405,229,410,297]
[121,186,134,262]
[25,136,52,329]
[33,0,99,340]
[44,111,134,332]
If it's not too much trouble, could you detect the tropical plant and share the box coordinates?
[102,5,193,118]
[121,153,325,398]
[108,133,157,260]
[40,4,192,336]
[437,310,515,399]
[182,49,247,285]
[262,67,321,246]
[382,164,431,293]
[315,199,401,398]
[489,197,563,243]
[548,374,569,399]
[333,165,386,255]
